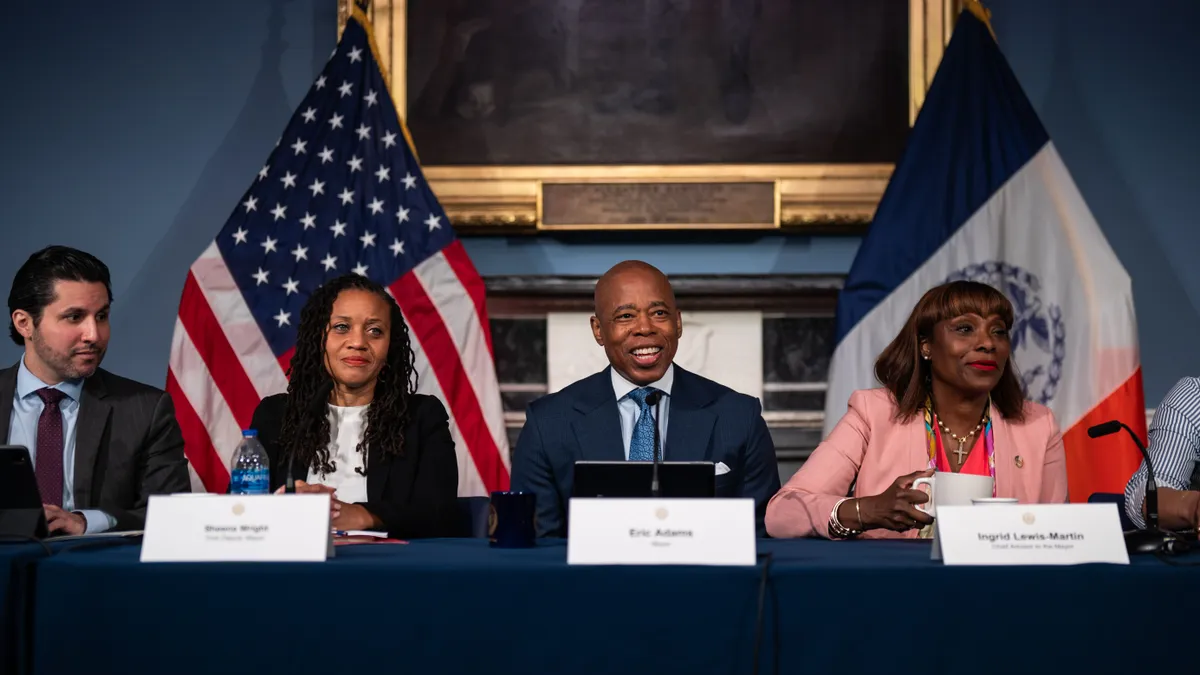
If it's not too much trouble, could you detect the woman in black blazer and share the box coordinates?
[250,273,459,539]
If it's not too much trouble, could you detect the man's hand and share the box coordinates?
[1147,487,1200,531]
[43,505,86,535]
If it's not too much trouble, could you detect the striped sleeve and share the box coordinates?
[1124,377,1200,528]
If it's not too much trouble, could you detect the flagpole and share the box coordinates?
[344,0,422,165]
[962,0,998,41]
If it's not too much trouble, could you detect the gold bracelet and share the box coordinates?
[828,497,864,539]
[828,497,851,538]
[854,498,865,531]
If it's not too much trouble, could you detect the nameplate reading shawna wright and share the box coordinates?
[934,503,1129,566]
[140,494,332,563]
[567,498,755,566]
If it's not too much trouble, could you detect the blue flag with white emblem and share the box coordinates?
[823,5,1144,501]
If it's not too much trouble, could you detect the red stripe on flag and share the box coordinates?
[166,370,230,493]
[176,273,261,429]
[441,240,494,357]
[390,272,511,492]
[1062,368,1147,502]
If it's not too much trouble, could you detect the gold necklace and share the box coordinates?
[935,409,989,463]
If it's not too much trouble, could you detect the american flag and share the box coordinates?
[166,9,511,497]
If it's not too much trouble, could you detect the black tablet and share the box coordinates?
[572,461,716,499]
[0,446,48,540]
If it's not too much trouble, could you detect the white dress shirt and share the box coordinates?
[611,364,674,460]
[7,357,116,533]
[307,403,369,504]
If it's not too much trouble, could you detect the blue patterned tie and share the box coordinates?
[626,387,660,462]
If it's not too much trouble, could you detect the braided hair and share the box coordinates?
[278,274,418,475]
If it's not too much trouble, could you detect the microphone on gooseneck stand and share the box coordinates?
[285,455,297,493]
[1087,419,1184,554]
[646,390,664,498]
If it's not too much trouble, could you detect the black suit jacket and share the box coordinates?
[250,392,459,539]
[0,363,191,531]
[511,365,781,538]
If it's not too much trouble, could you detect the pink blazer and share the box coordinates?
[764,388,1068,539]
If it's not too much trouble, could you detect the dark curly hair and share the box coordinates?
[278,274,418,475]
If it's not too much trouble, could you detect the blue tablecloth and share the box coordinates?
[0,541,53,675]
[763,539,1187,674]
[22,538,1200,675]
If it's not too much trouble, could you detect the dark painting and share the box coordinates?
[405,0,910,166]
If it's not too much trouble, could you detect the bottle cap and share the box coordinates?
[242,429,257,437]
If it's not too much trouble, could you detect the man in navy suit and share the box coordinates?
[511,260,780,537]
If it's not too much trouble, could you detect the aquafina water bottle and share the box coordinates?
[229,429,270,494]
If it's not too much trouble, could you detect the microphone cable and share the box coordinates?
[55,534,144,555]
[752,551,778,675]
[0,534,52,558]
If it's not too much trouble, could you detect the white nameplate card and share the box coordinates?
[935,503,1129,565]
[567,498,755,566]
[141,494,333,563]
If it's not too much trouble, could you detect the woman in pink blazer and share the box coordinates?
[765,281,1069,540]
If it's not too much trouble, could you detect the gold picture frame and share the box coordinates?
[339,0,965,232]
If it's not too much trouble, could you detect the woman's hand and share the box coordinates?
[275,480,340,520]
[332,502,382,531]
[854,469,935,532]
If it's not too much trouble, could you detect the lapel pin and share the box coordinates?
[1014,455,1024,468]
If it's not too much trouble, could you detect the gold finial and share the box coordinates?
[962,0,998,42]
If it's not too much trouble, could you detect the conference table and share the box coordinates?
[0,539,58,675]
[3,537,1197,675]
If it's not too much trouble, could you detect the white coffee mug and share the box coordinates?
[912,472,994,516]
[971,497,1018,505]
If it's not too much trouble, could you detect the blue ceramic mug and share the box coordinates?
[488,491,537,548]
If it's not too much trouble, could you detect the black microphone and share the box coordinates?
[1086,420,1123,440]
[646,390,663,498]
[1088,419,1182,554]
[285,455,297,493]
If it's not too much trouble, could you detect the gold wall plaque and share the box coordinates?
[540,182,776,230]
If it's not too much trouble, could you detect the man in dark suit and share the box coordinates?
[3,246,189,534]
[511,260,780,537]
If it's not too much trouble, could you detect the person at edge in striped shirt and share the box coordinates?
[1124,377,1200,531]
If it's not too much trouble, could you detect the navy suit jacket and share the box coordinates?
[511,365,780,537]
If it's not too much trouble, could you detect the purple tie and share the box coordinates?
[35,388,67,507]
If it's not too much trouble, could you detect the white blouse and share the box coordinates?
[306,403,369,504]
